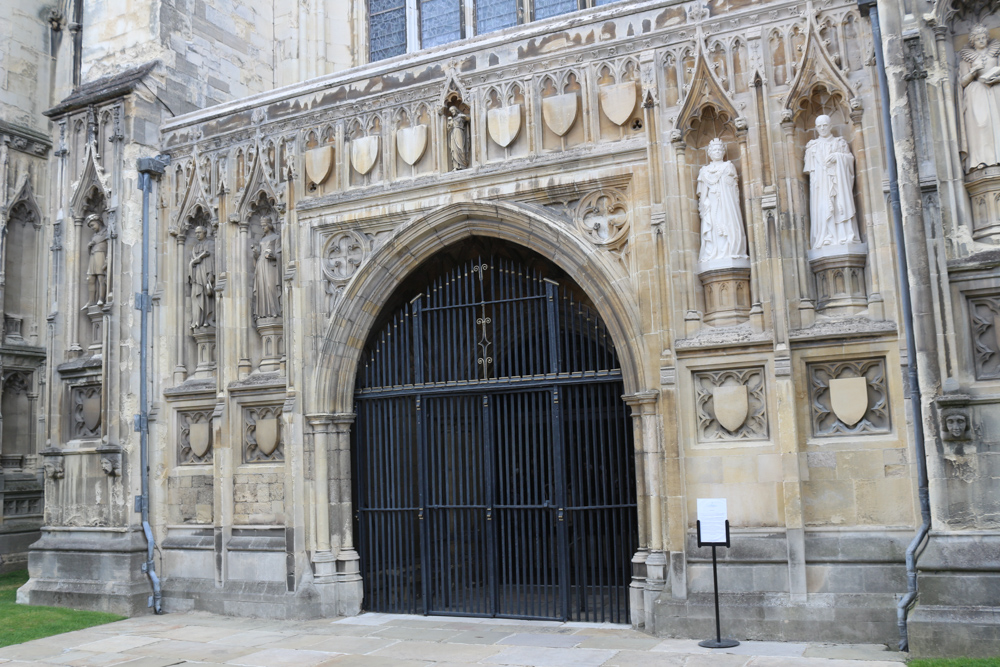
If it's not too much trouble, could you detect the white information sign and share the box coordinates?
[697,498,729,545]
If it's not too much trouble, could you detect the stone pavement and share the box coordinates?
[0,612,908,667]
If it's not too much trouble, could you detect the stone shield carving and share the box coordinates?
[828,377,868,426]
[713,384,749,432]
[396,125,428,166]
[255,417,279,456]
[305,146,334,186]
[487,105,522,147]
[599,83,637,126]
[82,392,101,432]
[188,422,211,459]
[542,93,579,137]
[350,135,379,175]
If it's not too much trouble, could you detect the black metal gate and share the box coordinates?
[353,255,637,622]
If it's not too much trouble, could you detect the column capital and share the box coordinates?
[306,413,334,429]
[622,390,659,410]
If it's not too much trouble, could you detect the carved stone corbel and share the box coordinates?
[97,445,122,477]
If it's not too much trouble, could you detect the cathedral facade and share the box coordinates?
[1,0,999,658]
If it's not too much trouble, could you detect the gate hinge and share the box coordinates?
[486,507,493,521]
[557,508,565,522]
[418,508,424,520]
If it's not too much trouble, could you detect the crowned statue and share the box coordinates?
[804,115,861,249]
[959,23,1000,170]
[697,138,748,266]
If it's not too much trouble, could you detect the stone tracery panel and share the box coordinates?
[694,367,768,442]
[970,293,1000,380]
[244,405,284,463]
[808,358,890,437]
[179,409,214,465]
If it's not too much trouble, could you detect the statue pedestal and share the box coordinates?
[191,327,217,379]
[698,258,751,327]
[86,305,104,353]
[966,166,1000,242]
[255,317,283,373]
[808,243,868,316]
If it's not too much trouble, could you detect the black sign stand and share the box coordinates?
[696,519,739,649]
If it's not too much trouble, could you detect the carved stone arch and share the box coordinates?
[347,118,365,140]
[560,69,583,93]
[618,56,641,82]
[68,142,111,220]
[505,82,525,106]
[6,178,43,229]
[439,66,469,109]
[597,62,616,85]
[321,124,336,144]
[676,40,743,142]
[783,16,854,120]
[235,146,281,221]
[310,200,650,415]
[540,73,560,97]
[706,37,731,92]
[393,106,411,128]
[174,157,213,232]
[304,129,320,151]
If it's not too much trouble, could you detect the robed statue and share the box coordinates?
[959,23,1000,170]
[188,225,215,329]
[447,105,470,170]
[84,213,109,306]
[252,215,282,320]
[804,115,861,248]
[697,138,748,264]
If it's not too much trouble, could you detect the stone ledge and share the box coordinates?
[44,61,159,118]
[675,324,773,352]
[788,316,897,344]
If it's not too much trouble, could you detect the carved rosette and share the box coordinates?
[244,406,284,463]
[179,410,214,465]
[323,230,368,307]
[694,368,768,442]
[574,189,630,249]
[970,294,1000,380]
[808,358,890,437]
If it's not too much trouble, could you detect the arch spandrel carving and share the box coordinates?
[311,201,648,415]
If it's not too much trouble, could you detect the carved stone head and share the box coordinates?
[194,225,207,241]
[707,138,726,162]
[941,409,970,441]
[971,23,990,50]
[43,460,64,480]
[86,213,103,233]
[261,215,275,235]
[815,115,832,138]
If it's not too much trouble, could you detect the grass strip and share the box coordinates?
[0,570,124,648]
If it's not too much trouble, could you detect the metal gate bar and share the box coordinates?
[354,255,637,622]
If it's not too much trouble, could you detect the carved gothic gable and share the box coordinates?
[235,144,281,221]
[675,38,742,139]
[783,12,857,119]
[68,141,111,219]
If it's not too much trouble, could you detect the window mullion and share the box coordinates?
[407,0,421,51]
[464,0,476,38]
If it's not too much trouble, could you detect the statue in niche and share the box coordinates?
[188,225,215,330]
[447,105,470,170]
[697,138,748,263]
[804,115,861,248]
[252,215,282,320]
[959,23,1000,170]
[84,214,109,306]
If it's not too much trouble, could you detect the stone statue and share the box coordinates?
[697,138,748,264]
[942,409,970,441]
[447,105,470,170]
[959,23,1000,170]
[252,215,282,320]
[804,115,861,249]
[188,226,215,330]
[84,214,109,306]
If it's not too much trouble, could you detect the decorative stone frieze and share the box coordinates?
[179,410,214,465]
[808,358,890,437]
[694,367,768,441]
[970,293,1000,379]
[244,405,284,463]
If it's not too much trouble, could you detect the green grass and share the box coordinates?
[0,570,125,648]
[909,659,1000,666]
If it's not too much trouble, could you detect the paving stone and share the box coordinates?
[123,640,256,664]
[208,631,295,647]
[111,658,186,667]
[224,648,339,667]
[717,642,809,657]
[371,639,504,662]
[574,636,663,651]
[483,645,618,666]
[497,633,582,648]
[73,638,164,653]
[320,656,430,667]
[801,645,905,662]
[601,650,687,666]
[372,626,461,642]
[303,637,398,655]
[447,630,516,645]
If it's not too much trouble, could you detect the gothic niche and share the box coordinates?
[444,99,470,172]
[4,198,42,345]
[1,371,33,470]
[185,207,217,379]
[684,105,751,327]
[790,83,868,315]
[248,193,283,373]
[77,189,110,352]
[956,17,1000,241]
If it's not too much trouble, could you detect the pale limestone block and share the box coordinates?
[836,450,884,480]
[803,480,857,525]
[756,453,783,483]
[856,478,915,526]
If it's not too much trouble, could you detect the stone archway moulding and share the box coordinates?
[310,199,653,416]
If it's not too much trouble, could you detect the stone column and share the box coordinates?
[332,412,361,614]
[173,234,187,384]
[778,116,815,328]
[68,216,84,354]
[307,414,335,581]
[236,218,252,378]
[670,135,701,336]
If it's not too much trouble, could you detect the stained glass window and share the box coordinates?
[420,0,463,48]
[477,0,518,35]
[593,0,616,5]
[534,0,577,21]
[370,0,407,62]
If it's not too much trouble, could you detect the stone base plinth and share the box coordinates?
[966,165,1000,242]
[698,259,751,327]
[255,317,283,373]
[808,244,868,316]
[192,327,217,378]
[18,527,153,615]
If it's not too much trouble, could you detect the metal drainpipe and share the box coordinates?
[858,0,931,652]
[137,155,169,613]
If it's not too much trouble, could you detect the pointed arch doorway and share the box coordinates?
[353,240,638,623]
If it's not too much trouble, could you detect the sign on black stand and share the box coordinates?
[696,498,740,649]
